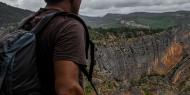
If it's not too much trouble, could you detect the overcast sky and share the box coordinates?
[1,0,190,17]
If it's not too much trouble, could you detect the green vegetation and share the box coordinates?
[89,27,173,42]
[135,17,176,29]
[84,81,94,95]
[1,1,190,29]
[82,11,190,29]
[1,1,190,95]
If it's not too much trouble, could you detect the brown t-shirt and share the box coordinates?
[24,8,86,95]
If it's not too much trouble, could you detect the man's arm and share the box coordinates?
[54,60,84,95]
[53,18,86,95]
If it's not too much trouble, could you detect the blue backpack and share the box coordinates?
[0,12,98,95]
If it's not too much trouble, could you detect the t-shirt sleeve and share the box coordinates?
[53,19,86,66]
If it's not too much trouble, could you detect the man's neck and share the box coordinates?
[46,2,72,12]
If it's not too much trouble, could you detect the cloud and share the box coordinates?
[83,0,190,9]
[1,0,190,16]
[20,0,45,11]
[80,0,190,16]
[0,0,45,10]
[1,0,20,7]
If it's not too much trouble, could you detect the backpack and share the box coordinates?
[0,12,98,95]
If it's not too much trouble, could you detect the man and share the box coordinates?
[24,0,86,95]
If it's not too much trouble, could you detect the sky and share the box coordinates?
[1,0,190,17]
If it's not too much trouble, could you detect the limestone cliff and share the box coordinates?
[89,27,190,95]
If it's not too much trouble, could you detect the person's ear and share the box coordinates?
[70,0,82,14]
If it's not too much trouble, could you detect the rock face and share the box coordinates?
[92,27,190,95]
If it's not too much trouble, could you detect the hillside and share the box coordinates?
[0,2,32,26]
[1,2,190,29]
[89,27,190,95]
[1,2,190,95]
[81,11,190,29]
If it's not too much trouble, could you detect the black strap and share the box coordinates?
[56,12,98,95]
[24,12,90,58]
[0,54,9,91]
[89,41,95,80]
[80,66,99,95]
[53,12,90,58]
[54,12,98,95]
[24,12,99,95]
[31,12,59,35]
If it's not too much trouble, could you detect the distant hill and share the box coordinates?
[1,2,190,29]
[81,11,190,29]
[0,2,32,26]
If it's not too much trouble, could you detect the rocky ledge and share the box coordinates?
[89,27,190,95]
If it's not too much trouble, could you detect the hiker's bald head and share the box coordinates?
[44,0,82,14]
[44,0,74,4]
[45,0,63,4]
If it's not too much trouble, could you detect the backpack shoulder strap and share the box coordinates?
[21,12,98,95]
[52,12,90,58]
[31,12,58,34]
[54,12,98,95]
[56,12,99,95]
[20,12,90,56]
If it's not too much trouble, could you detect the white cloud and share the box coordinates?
[0,0,45,10]
[20,0,45,11]
[80,0,190,16]
[1,0,190,16]
[1,0,20,7]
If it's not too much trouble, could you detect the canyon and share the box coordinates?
[92,27,190,95]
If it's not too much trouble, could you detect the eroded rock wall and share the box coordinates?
[93,27,190,95]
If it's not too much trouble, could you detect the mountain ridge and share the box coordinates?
[0,2,32,26]
[81,10,190,29]
[1,2,190,29]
